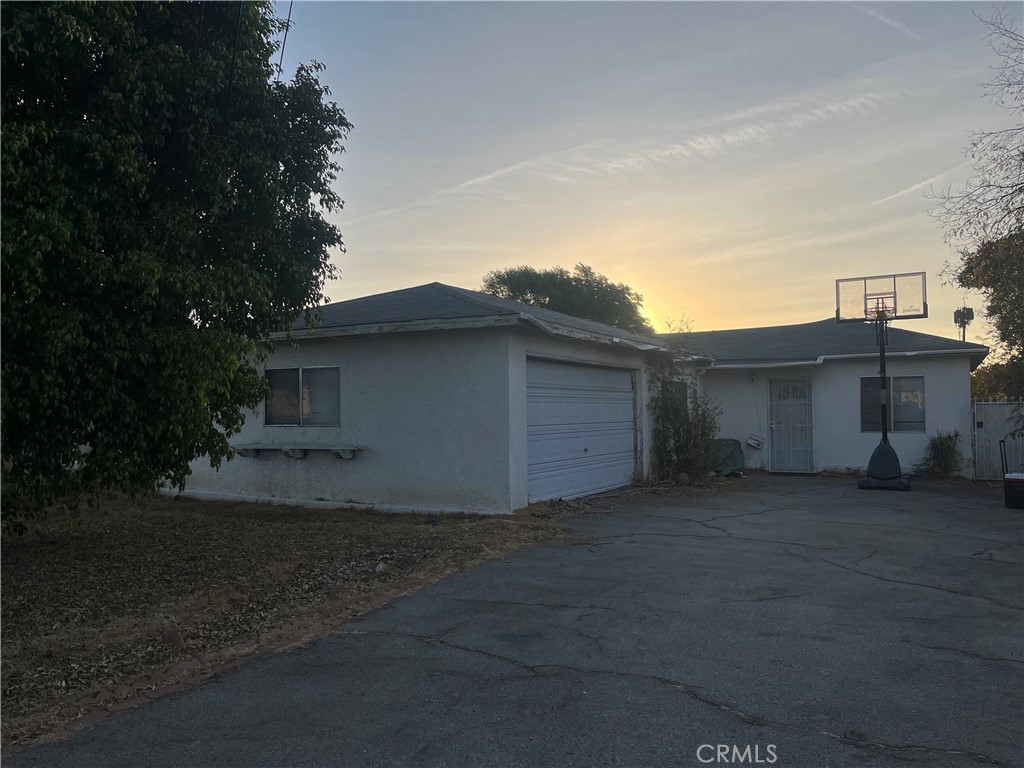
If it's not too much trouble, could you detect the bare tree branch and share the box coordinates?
[930,8,1024,247]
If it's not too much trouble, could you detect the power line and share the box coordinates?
[276,0,294,82]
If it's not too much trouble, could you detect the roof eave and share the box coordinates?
[270,312,672,353]
[276,314,521,341]
[704,347,990,370]
[517,313,671,352]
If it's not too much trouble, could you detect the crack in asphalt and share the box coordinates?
[435,638,775,727]
[900,639,1024,666]
[453,597,615,612]
[818,730,1008,766]
[721,594,804,604]
[803,518,1018,544]
[971,542,1016,556]
[355,629,1007,767]
[854,549,878,564]
[592,530,835,551]
[679,518,837,551]
[589,511,838,552]
[700,508,774,523]
[630,508,775,526]
[788,551,1024,612]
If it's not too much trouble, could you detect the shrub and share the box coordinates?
[680,391,722,478]
[649,354,722,480]
[916,430,963,478]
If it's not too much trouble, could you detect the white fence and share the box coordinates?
[973,401,1024,479]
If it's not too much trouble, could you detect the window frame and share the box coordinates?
[859,375,926,433]
[264,365,341,427]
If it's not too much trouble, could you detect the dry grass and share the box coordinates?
[1,494,577,747]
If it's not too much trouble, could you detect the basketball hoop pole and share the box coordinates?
[860,312,910,491]
[878,317,889,445]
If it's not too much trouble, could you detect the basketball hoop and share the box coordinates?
[865,301,896,321]
[835,272,927,323]
[835,271,928,492]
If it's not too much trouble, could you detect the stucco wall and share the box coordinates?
[185,328,514,514]
[703,355,975,475]
[506,329,657,510]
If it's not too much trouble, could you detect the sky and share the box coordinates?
[279,1,1020,343]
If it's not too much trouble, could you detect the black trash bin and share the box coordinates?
[1000,440,1024,509]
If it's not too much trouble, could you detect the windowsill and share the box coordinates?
[231,445,363,460]
[859,431,925,434]
[264,425,342,428]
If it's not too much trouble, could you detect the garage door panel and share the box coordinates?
[530,394,632,412]
[526,360,636,502]
[527,461,634,502]
[529,395,633,427]
[527,363,631,389]
[528,427,634,463]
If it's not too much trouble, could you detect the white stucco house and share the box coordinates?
[673,319,988,476]
[184,283,669,514]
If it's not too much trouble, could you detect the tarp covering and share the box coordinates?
[715,439,745,477]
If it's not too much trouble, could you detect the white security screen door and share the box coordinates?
[526,360,636,502]
[769,379,814,473]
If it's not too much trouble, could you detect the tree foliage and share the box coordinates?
[932,10,1023,375]
[956,230,1023,361]
[1,2,352,519]
[481,263,654,333]
[971,360,1024,400]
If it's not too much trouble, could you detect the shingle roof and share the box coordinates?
[295,282,664,348]
[665,319,988,368]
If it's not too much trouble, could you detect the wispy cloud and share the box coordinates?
[866,163,968,207]
[346,47,965,230]
[348,91,898,228]
[594,92,891,174]
[345,141,603,226]
[845,3,921,41]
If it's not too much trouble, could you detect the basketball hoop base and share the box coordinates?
[859,441,911,491]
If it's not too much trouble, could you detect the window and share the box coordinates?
[265,367,340,426]
[860,376,925,433]
[891,376,925,432]
[266,369,300,425]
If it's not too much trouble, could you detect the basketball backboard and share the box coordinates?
[835,272,927,323]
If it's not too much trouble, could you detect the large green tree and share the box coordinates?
[482,263,654,333]
[957,231,1023,362]
[1,2,351,518]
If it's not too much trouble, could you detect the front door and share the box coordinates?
[769,379,814,473]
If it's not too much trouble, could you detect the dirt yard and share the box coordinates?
[0,494,576,747]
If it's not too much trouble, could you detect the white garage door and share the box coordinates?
[527,359,636,502]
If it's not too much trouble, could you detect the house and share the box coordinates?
[671,319,988,475]
[184,283,669,514]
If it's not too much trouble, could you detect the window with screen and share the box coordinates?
[860,376,925,433]
[265,367,340,426]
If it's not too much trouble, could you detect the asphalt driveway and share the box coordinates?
[9,475,1023,768]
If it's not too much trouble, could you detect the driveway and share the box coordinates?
[9,475,1023,768]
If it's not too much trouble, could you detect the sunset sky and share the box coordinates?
[280,2,1019,343]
